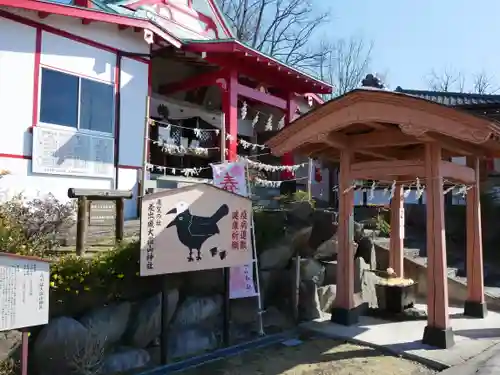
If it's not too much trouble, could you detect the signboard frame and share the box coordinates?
[32,126,115,178]
[0,252,50,332]
[139,183,253,276]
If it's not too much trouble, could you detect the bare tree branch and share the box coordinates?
[217,0,329,72]
[426,68,465,92]
[426,68,499,94]
[316,36,373,98]
[473,70,499,94]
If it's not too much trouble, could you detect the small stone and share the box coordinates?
[101,348,150,373]
[291,227,314,258]
[33,317,89,375]
[259,243,295,270]
[173,295,222,327]
[79,302,131,345]
[313,235,338,260]
[308,211,338,249]
[317,285,336,312]
[299,280,322,321]
[125,290,179,348]
[169,328,219,358]
[300,259,325,285]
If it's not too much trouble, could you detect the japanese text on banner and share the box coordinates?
[211,162,256,299]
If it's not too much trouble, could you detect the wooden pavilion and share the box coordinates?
[266,88,500,349]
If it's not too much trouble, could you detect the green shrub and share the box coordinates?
[278,190,315,208]
[49,241,140,301]
[0,194,75,256]
[376,214,391,237]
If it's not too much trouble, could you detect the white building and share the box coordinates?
[0,0,332,219]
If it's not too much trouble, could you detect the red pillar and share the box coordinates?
[389,183,404,277]
[422,142,454,348]
[280,94,298,179]
[221,70,238,161]
[331,150,356,325]
[464,156,487,317]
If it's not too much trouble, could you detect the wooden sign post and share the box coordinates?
[140,183,253,364]
[68,188,133,255]
[0,253,50,375]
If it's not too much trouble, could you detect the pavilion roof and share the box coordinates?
[266,88,500,162]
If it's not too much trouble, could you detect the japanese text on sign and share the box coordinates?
[0,254,50,331]
[239,209,248,250]
[231,210,239,250]
[146,203,155,270]
[156,199,162,227]
[221,172,238,193]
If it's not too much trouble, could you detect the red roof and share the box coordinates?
[0,1,332,95]
[184,40,333,95]
[0,0,182,48]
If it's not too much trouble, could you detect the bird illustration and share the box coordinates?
[166,201,229,262]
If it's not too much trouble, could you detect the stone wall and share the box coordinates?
[1,205,391,375]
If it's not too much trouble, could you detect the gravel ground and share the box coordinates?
[178,337,437,375]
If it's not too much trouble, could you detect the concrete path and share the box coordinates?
[440,343,500,375]
[302,305,500,370]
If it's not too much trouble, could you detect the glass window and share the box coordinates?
[80,78,114,134]
[39,69,79,128]
[39,68,114,134]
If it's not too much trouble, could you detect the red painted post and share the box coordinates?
[221,70,238,161]
[281,94,298,180]
[464,156,487,318]
[20,330,28,375]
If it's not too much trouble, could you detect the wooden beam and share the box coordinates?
[322,133,397,160]
[350,159,425,180]
[158,69,224,95]
[348,129,421,148]
[295,143,329,156]
[236,83,287,109]
[440,160,476,184]
[427,132,486,156]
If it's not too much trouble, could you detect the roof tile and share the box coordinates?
[394,87,500,107]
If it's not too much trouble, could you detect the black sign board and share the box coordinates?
[88,201,116,226]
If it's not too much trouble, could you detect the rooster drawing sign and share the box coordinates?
[166,201,229,262]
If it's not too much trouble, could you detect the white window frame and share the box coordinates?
[37,66,115,138]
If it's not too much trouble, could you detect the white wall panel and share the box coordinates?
[0,17,36,156]
[2,7,149,55]
[41,31,115,83]
[117,168,139,219]
[119,57,148,167]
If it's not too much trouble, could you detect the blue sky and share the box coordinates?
[325,0,500,91]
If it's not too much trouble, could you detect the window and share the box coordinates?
[39,68,114,134]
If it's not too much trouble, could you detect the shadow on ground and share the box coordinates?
[176,335,436,375]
